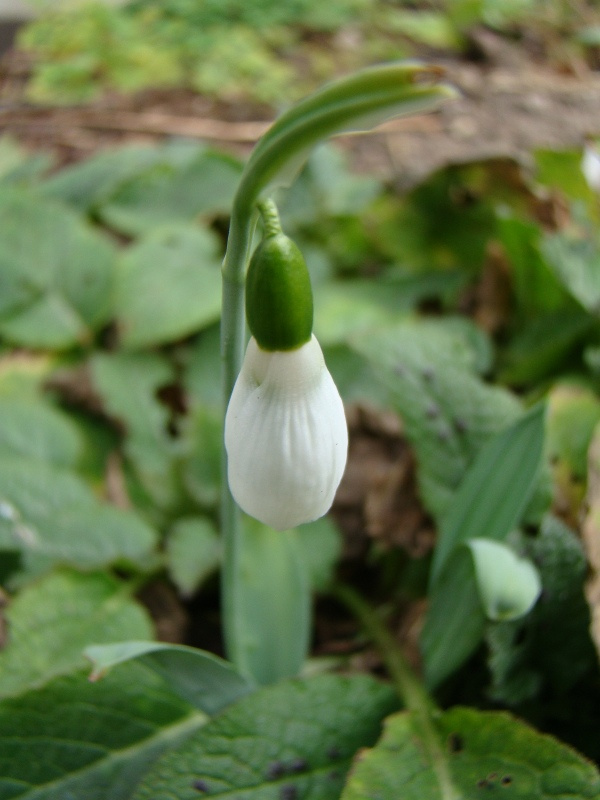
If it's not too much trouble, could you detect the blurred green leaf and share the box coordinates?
[85,640,252,713]
[231,517,311,685]
[100,149,243,236]
[296,516,342,592]
[0,455,158,570]
[181,406,222,508]
[430,403,546,585]
[499,309,594,385]
[535,148,596,205]
[0,663,203,800]
[115,225,222,349]
[133,673,397,800]
[421,548,486,690]
[0,396,82,467]
[0,187,116,348]
[341,706,600,799]
[542,227,600,315]
[496,215,569,316]
[487,516,596,705]
[547,382,600,480]
[0,570,153,698]
[421,406,546,688]
[352,318,521,519]
[41,141,201,210]
[165,515,220,596]
[91,351,179,509]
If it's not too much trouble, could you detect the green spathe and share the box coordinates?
[245,230,313,352]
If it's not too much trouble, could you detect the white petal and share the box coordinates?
[582,145,600,192]
[225,335,348,530]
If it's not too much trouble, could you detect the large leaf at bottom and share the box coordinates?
[341,707,600,799]
[0,570,153,699]
[133,673,397,800]
[0,663,204,800]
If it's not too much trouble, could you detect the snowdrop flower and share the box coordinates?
[225,334,348,530]
[224,200,348,530]
[582,141,600,192]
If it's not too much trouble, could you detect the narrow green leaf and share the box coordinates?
[341,707,600,799]
[133,674,397,800]
[232,517,311,685]
[0,663,204,800]
[85,641,253,715]
[467,539,541,622]
[430,403,546,586]
[421,550,486,691]
[0,570,153,699]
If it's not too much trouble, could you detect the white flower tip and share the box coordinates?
[582,144,600,192]
[225,336,348,530]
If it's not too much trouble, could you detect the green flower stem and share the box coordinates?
[333,584,459,800]
[220,62,456,675]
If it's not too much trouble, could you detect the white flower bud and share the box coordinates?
[582,143,600,192]
[225,335,348,530]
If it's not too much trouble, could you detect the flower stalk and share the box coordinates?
[220,62,457,677]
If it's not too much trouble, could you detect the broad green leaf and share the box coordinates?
[0,455,158,570]
[499,309,594,385]
[181,407,222,508]
[467,539,541,621]
[233,517,311,685]
[0,135,51,186]
[0,663,204,800]
[0,187,116,348]
[542,227,600,315]
[0,397,82,467]
[547,382,600,480]
[535,147,597,205]
[85,641,253,714]
[341,707,600,799]
[100,149,243,236]
[0,570,153,698]
[165,516,220,596]
[430,403,546,585]
[496,215,569,316]
[40,140,202,210]
[91,351,178,508]
[115,224,222,349]
[181,324,222,411]
[351,319,521,519]
[487,516,597,705]
[133,674,397,800]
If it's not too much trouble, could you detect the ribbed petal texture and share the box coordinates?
[225,336,348,530]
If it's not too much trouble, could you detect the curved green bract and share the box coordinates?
[235,61,457,214]
[245,231,313,351]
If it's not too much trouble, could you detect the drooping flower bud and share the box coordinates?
[225,202,348,530]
